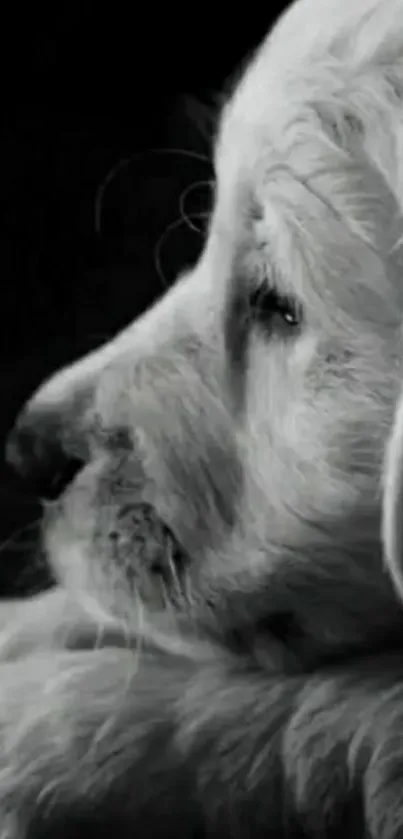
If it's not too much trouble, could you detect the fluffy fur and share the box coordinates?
[4,1,403,835]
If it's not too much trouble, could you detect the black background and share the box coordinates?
[1,3,289,595]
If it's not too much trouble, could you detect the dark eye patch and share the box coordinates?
[249,285,302,335]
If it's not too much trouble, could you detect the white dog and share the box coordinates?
[3,1,403,836]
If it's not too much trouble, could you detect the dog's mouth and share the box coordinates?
[139,518,190,611]
[106,500,192,613]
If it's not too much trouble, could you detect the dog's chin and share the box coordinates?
[44,486,374,674]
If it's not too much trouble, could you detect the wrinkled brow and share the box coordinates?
[220,186,280,407]
[223,245,255,412]
[224,266,249,379]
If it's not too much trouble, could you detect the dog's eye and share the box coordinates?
[250,286,301,333]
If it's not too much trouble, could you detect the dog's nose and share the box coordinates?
[6,410,84,500]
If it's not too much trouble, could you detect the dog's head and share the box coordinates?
[8,0,403,668]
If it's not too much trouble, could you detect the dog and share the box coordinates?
[3,0,403,836]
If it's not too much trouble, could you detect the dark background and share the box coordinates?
[1,3,289,595]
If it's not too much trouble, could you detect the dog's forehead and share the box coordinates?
[19,0,403,426]
[213,4,403,328]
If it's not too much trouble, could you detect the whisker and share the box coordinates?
[94,147,212,236]
[153,216,189,288]
[130,589,145,674]
[0,520,41,557]
[178,179,214,233]
[154,212,210,289]
[166,535,183,601]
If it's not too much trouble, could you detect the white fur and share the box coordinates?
[4,1,403,836]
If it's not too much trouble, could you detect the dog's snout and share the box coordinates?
[6,410,84,500]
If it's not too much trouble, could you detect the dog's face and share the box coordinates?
[9,0,403,667]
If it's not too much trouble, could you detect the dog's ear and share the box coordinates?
[382,384,403,603]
